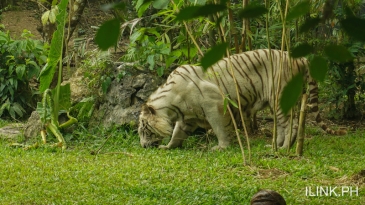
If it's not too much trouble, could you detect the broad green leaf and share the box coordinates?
[49,8,57,23]
[18,41,27,51]
[39,55,48,64]
[159,47,170,55]
[9,78,13,86]
[181,46,197,58]
[153,0,169,9]
[26,61,40,79]
[171,50,182,57]
[130,29,145,43]
[102,77,112,94]
[286,0,310,21]
[166,56,177,68]
[41,10,50,26]
[309,56,327,82]
[9,106,15,119]
[12,102,26,118]
[26,60,39,68]
[135,0,153,11]
[39,0,69,92]
[190,47,198,59]
[9,86,14,97]
[138,1,152,17]
[157,67,164,77]
[341,17,365,42]
[280,73,304,115]
[238,5,267,19]
[147,55,155,70]
[50,85,71,112]
[324,45,354,63]
[290,43,313,58]
[228,98,238,108]
[0,84,5,92]
[146,28,160,37]
[15,64,26,79]
[299,17,320,33]
[223,96,238,114]
[57,83,71,111]
[175,4,227,22]
[223,97,228,114]
[201,42,228,71]
[135,0,145,10]
[52,5,59,13]
[95,18,120,50]
[0,99,10,117]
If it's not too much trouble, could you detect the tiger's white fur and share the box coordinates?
[138,49,346,149]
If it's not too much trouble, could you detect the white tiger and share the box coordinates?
[138,49,346,150]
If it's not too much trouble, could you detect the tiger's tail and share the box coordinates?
[307,78,347,135]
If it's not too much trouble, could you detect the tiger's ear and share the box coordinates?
[142,104,156,115]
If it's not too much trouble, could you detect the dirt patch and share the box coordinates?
[255,168,289,179]
[352,170,365,185]
[0,1,112,41]
[1,10,42,39]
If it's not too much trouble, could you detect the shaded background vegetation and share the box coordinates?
[0,0,364,126]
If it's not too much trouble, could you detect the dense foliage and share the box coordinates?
[100,0,365,119]
[0,29,48,119]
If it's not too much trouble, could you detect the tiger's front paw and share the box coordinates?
[158,145,170,149]
[211,145,227,151]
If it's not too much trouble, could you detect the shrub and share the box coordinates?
[0,28,48,119]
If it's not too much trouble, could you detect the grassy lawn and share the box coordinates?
[0,124,364,204]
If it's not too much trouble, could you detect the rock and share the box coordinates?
[0,123,24,140]
[89,63,164,128]
[62,67,93,105]
[24,111,42,139]
[24,62,163,134]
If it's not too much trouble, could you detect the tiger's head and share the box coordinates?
[138,104,173,148]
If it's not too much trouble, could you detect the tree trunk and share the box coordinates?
[37,0,87,43]
[65,0,87,43]
[342,61,360,119]
[241,0,251,52]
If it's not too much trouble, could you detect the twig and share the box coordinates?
[91,134,113,156]
[97,151,134,157]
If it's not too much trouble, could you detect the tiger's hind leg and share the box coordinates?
[159,121,197,149]
[234,110,254,134]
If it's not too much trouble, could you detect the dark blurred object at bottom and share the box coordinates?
[251,189,286,205]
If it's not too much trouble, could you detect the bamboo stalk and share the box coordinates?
[216,3,250,165]
[272,0,289,152]
[296,94,307,156]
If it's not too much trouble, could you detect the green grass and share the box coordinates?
[0,126,364,204]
